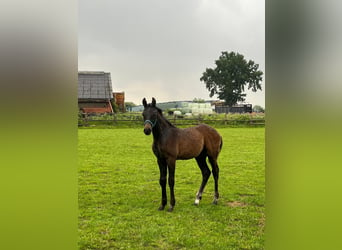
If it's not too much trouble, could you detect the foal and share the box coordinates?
[142,97,223,212]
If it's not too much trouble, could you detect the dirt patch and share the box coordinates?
[257,213,266,235]
[227,201,247,207]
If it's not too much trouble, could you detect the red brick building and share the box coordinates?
[113,92,125,112]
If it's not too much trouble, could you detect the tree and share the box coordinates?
[253,105,265,113]
[110,99,119,113]
[200,51,263,107]
[125,102,137,112]
[193,98,205,103]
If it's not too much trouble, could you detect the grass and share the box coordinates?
[78,127,265,249]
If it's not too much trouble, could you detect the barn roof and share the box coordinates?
[78,71,113,100]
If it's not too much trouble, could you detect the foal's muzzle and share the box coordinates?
[143,119,156,135]
[143,124,152,135]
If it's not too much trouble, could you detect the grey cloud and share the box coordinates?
[79,0,265,106]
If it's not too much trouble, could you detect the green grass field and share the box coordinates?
[78,127,265,249]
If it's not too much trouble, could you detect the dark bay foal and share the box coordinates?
[142,97,223,212]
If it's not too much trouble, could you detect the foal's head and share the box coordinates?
[142,97,161,135]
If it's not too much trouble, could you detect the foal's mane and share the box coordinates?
[151,105,175,128]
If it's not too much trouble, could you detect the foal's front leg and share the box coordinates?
[158,158,167,210]
[167,158,176,212]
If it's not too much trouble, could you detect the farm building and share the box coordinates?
[113,92,125,112]
[215,103,253,113]
[131,100,252,114]
[78,71,114,114]
[131,101,214,114]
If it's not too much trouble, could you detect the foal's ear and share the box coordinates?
[151,97,156,107]
[142,98,147,107]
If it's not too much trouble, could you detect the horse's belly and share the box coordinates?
[177,140,203,160]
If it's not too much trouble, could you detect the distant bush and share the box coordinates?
[78,112,264,128]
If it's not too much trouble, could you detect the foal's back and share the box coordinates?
[173,124,221,160]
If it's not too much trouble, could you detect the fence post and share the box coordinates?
[113,114,117,125]
[84,113,89,126]
[198,116,203,125]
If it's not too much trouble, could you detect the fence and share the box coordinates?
[215,104,253,114]
[78,113,265,127]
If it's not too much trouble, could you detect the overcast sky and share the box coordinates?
[79,0,265,107]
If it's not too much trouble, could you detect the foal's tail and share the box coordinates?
[219,136,223,152]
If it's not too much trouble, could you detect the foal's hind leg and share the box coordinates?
[208,156,219,204]
[194,152,211,205]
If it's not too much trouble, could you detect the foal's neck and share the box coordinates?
[152,113,175,140]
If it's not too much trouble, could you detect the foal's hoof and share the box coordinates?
[194,196,201,206]
[158,205,165,211]
[212,199,218,205]
[167,206,174,212]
